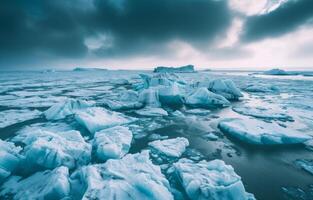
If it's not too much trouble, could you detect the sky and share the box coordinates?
[1,0,313,71]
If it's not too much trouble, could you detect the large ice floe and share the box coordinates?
[93,126,133,160]
[207,79,243,100]
[218,118,311,145]
[186,87,230,108]
[44,98,94,120]
[149,137,189,158]
[70,151,174,200]
[0,140,22,182]
[232,106,293,121]
[103,90,143,110]
[0,166,70,200]
[75,107,133,134]
[12,129,91,170]
[174,158,255,200]
[0,109,41,128]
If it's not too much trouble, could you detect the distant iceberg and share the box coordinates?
[153,65,195,73]
[263,68,290,75]
[73,67,108,71]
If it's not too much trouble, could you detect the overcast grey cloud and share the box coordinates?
[0,0,313,70]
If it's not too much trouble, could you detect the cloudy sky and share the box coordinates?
[1,0,313,70]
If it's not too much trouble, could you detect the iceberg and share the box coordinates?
[174,159,255,200]
[75,107,133,134]
[218,118,311,145]
[73,67,108,71]
[94,126,133,160]
[12,129,91,169]
[0,140,22,182]
[70,151,174,200]
[295,159,313,175]
[186,87,230,108]
[0,109,42,128]
[232,106,293,121]
[263,68,290,75]
[207,79,243,100]
[153,65,195,73]
[149,137,189,158]
[0,166,70,200]
[44,98,94,120]
[135,107,168,117]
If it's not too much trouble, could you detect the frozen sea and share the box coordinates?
[0,70,313,200]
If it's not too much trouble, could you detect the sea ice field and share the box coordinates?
[0,70,313,200]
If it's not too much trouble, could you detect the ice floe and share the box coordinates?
[158,82,185,107]
[93,126,132,160]
[244,84,280,93]
[103,90,143,110]
[70,151,174,200]
[186,87,230,108]
[0,140,22,182]
[0,109,41,128]
[139,88,162,107]
[135,107,168,117]
[218,118,311,145]
[12,129,91,169]
[44,98,94,120]
[75,107,133,134]
[207,79,243,100]
[149,137,189,158]
[0,166,70,200]
[174,159,255,200]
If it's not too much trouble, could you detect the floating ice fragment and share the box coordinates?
[149,137,189,158]
[75,107,133,134]
[0,109,42,128]
[94,126,132,160]
[218,118,311,145]
[207,79,243,100]
[174,158,255,200]
[0,166,70,200]
[135,107,168,117]
[295,159,313,175]
[70,151,174,200]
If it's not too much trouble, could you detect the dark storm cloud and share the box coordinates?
[0,0,231,68]
[241,0,313,42]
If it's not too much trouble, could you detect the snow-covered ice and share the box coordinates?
[218,118,311,145]
[149,137,189,158]
[0,166,70,200]
[0,140,22,182]
[44,98,94,120]
[0,109,41,128]
[186,87,230,108]
[75,107,133,134]
[174,158,255,200]
[12,129,91,169]
[93,126,133,160]
[70,151,174,200]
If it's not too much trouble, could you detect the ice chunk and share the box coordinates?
[139,88,161,107]
[244,84,279,93]
[0,166,70,200]
[149,137,189,158]
[0,109,41,128]
[174,159,255,200]
[75,107,133,134]
[295,159,313,175]
[186,87,230,108]
[12,129,91,169]
[153,65,195,73]
[44,98,94,120]
[94,126,132,160]
[103,90,143,110]
[158,82,185,107]
[218,118,311,145]
[0,140,22,182]
[207,79,243,100]
[70,151,174,200]
[232,106,293,121]
[185,108,211,116]
[135,107,168,117]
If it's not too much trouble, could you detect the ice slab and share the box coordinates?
[44,98,94,120]
[218,118,311,145]
[244,84,279,93]
[149,137,189,158]
[139,88,162,107]
[0,166,70,200]
[207,79,243,100]
[12,129,91,169]
[0,109,41,128]
[70,151,174,200]
[295,159,313,175]
[103,90,143,110]
[232,106,293,121]
[0,140,22,182]
[135,107,168,117]
[186,87,230,108]
[158,82,185,107]
[94,126,133,160]
[185,108,211,116]
[75,107,133,134]
[174,159,255,200]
